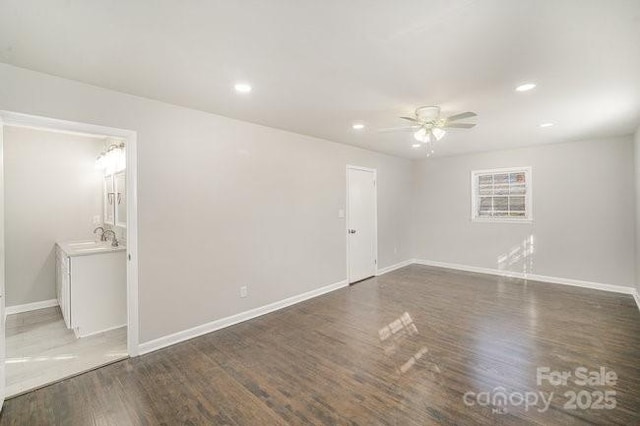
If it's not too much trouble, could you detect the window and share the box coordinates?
[471,167,532,222]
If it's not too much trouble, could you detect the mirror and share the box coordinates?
[104,175,115,225]
[114,171,127,228]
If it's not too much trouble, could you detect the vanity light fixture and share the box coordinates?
[352,123,365,130]
[95,142,126,174]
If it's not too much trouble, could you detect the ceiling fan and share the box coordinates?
[383,106,477,155]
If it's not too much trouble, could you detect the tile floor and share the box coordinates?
[5,306,127,397]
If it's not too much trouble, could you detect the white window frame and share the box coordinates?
[470,166,533,223]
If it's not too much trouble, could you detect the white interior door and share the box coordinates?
[0,119,5,410]
[347,166,377,284]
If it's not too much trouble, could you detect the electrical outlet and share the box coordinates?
[240,286,248,298]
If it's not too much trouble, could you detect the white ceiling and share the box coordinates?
[1,0,639,158]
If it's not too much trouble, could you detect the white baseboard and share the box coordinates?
[632,290,640,312]
[376,259,414,276]
[5,299,59,316]
[414,259,637,295]
[139,279,349,355]
[76,324,127,339]
[138,260,638,357]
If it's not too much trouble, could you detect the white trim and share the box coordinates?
[0,111,133,139]
[471,166,533,223]
[139,279,349,355]
[376,259,413,276]
[346,165,378,284]
[632,290,640,312]
[471,218,534,224]
[414,259,637,295]
[125,132,139,356]
[75,324,127,339]
[0,111,140,357]
[0,117,4,411]
[138,259,638,357]
[5,299,58,316]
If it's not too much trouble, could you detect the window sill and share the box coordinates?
[471,217,533,224]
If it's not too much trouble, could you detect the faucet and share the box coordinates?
[102,229,119,247]
[93,226,107,241]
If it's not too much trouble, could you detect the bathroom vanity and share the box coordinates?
[55,240,126,338]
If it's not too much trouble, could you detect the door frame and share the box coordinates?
[0,110,140,358]
[0,116,5,409]
[345,165,378,284]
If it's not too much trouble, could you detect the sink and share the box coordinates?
[74,246,113,253]
[58,240,125,256]
[67,241,101,247]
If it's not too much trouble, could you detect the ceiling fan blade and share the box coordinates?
[441,122,477,129]
[446,111,477,122]
[377,126,420,133]
[399,116,423,124]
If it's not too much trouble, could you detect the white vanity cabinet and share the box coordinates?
[55,246,71,329]
[55,241,127,338]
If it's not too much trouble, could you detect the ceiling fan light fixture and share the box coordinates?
[394,105,476,155]
[413,128,429,142]
[432,128,446,141]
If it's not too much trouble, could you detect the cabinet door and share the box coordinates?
[61,256,71,329]
[55,247,61,305]
[104,175,115,225]
[114,171,126,228]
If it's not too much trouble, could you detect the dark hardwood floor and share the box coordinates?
[2,264,640,425]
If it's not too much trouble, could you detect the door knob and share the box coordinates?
[348,229,356,234]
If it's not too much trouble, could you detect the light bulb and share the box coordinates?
[432,128,446,141]
[413,128,429,142]
[95,154,106,170]
[516,83,536,92]
[234,83,252,93]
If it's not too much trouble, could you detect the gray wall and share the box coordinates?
[0,62,636,347]
[4,126,104,306]
[412,137,637,288]
[0,63,414,342]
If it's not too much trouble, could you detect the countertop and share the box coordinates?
[57,240,126,257]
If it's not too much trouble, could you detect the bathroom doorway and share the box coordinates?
[0,112,139,401]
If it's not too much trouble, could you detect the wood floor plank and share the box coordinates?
[2,264,639,425]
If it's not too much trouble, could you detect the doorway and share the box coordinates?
[346,165,377,284]
[0,112,139,403]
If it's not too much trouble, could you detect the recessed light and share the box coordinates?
[352,123,365,130]
[540,122,555,128]
[412,143,422,148]
[234,83,252,93]
[515,83,536,92]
